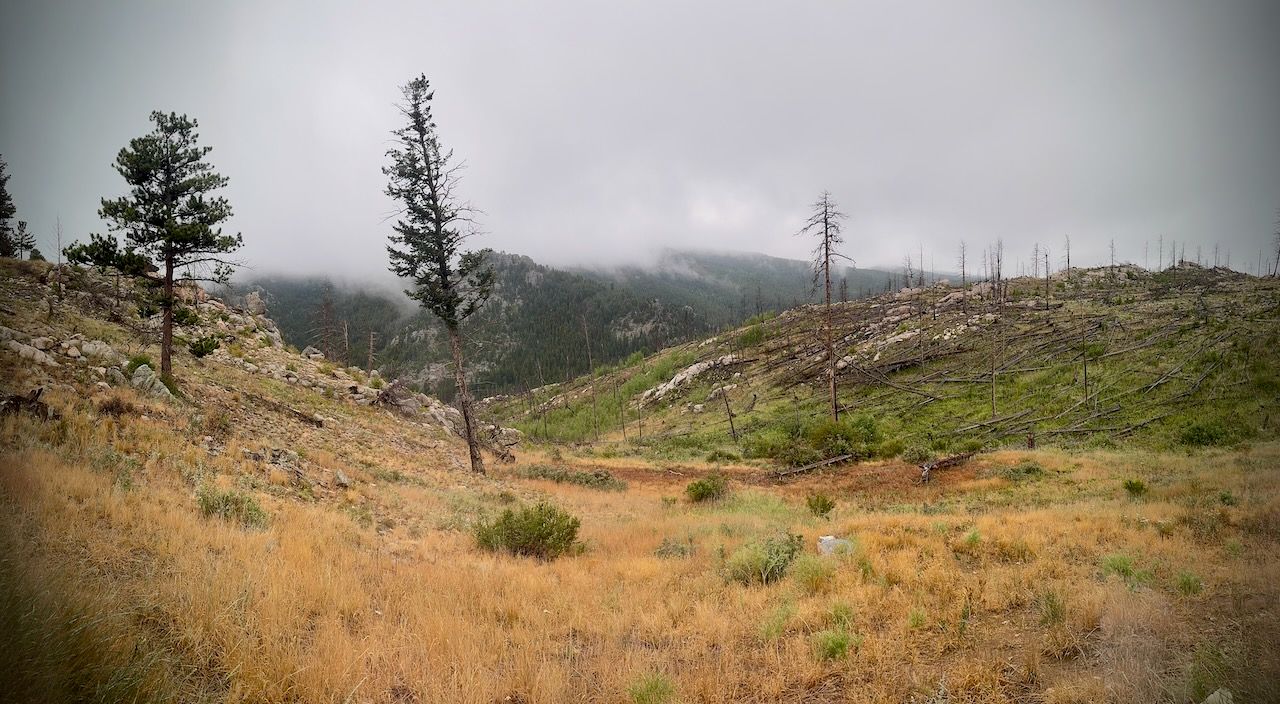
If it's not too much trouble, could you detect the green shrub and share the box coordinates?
[737,324,766,348]
[791,554,834,594]
[1001,460,1044,481]
[1037,590,1066,626]
[907,608,927,629]
[829,601,855,628]
[902,444,934,464]
[759,601,795,641]
[473,502,581,559]
[125,354,153,375]
[627,673,674,704]
[1217,490,1237,506]
[1176,571,1203,596]
[1180,420,1229,447]
[370,376,385,389]
[686,473,728,503]
[724,532,802,585]
[654,536,695,559]
[197,486,268,529]
[876,437,906,458]
[1101,553,1152,586]
[812,628,858,660]
[705,449,740,464]
[806,491,835,518]
[171,306,200,327]
[1123,478,1149,498]
[187,335,220,358]
[517,464,627,492]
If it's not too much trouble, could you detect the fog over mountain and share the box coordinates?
[3,0,1279,277]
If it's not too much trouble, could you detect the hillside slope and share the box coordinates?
[235,249,923,399]
[489,263,1280,464]
[1,257,1279,702]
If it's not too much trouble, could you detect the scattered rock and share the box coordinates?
[817,535,854,556]
[6,339,60,367]
[30,336,54,351]
[1201,690,1233,704]
[79,340,117,361]
[130,364,173,400]
[335,470,352,488]
[106,367,128,386]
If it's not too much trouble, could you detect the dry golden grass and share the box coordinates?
[1,379,1279,703]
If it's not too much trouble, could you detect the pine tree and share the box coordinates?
[99,111,241,378]
[385,75,494,474]
[0,156,16,258]
[13,221,35,259]
[63,232,151,307]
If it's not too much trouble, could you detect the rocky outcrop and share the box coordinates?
[130,364,173,400]
[6,339,59,367]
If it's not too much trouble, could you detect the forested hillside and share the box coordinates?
[234,249,916,398]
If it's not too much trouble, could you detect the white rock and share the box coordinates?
[6,339,60,367]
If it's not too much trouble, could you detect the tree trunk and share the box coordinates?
[161,255,174,378]
[446,323,485,474]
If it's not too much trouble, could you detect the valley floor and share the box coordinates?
[2,389,1278,703]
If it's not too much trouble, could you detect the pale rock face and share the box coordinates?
[30,336,54,350]
[244,291,267,315]
[6,339,60,367]
[79,340,118,362]
[130,364,173,400]
[817,535,854,556]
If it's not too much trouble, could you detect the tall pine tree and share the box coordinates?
[384,75,494,474]
[0,156,17,258]
[99,112,240,378]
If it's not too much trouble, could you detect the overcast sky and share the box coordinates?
[2,0,1278,279]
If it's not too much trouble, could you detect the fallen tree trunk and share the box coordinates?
[918,451,976,484]
[0,387,58,421]
[775,454,854,479]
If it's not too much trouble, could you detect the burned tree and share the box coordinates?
[797,191,849,421]
[385,75,494,474]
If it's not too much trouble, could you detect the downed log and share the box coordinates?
[918,451,976,484]
[243,391,324,427]
[0,387,58,421]
[775,454,854,479]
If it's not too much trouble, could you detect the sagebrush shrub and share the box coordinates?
[686,474,727,503]
[197,486,268,529]
[1123,478,1148,498]
[902,444,934,464]
[724,532,802,585]
[806,491,835,518]
[790,554,834,594]
[473,502,581,559]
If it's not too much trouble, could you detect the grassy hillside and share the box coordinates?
[489,264,1280,464]
[2,257,1278,702]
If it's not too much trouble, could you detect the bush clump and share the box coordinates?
[654,536,695,559]
[474,502,581,559]
[627,673,675,704]
[1180,420,1231,447]
[197,486,268,529]
[171,306,200,327]
[517,464,627,492]
[742,412,881,467]
[187,335,220,358]
[806,491,836,518]
[902,444,934,464]
[1001,460,1044,481]
[1123,478,1148,498]
[125,354,153,375]
[790,554,835,594]
[686,473,728,503]
[812,628,859,661]
[724,532,802,585]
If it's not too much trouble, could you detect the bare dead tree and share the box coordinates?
[958,240,968,288]
[1063,235,1071,279]
[579,314,601,442]
[366,330,376,375]
[797,191,849,422]
[1272,209,1280,277]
